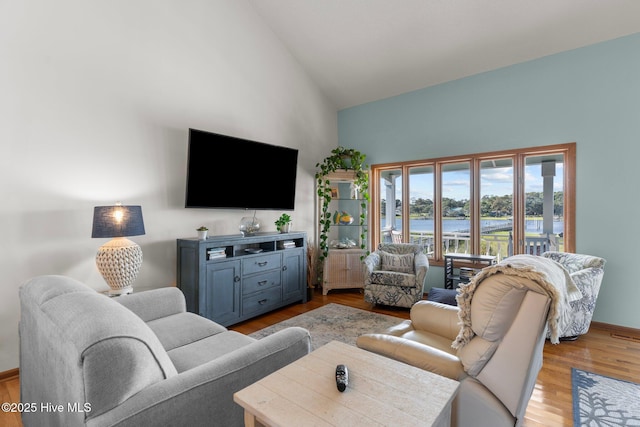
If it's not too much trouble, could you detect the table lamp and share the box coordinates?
[91,203,145,295]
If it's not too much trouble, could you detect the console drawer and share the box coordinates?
[242,253,281,275]
[242,287,282,317]
[243,269,280,295]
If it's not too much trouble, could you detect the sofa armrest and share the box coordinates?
[570,268,604,294]
[115,287,186,322]
[364,252,381,274]
[357,334,465,381]
[410,300,461,341]
[414,252,429,291]
[383,319,415,336]
[87,327,311,427]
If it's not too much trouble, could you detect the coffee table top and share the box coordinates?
[234,340,459,426]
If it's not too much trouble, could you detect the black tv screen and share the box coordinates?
[185,128,298,210]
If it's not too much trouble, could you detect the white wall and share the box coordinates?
[0,0,337,371]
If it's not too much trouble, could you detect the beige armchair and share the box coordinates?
[363,243,429,308]
[357,268,553,427]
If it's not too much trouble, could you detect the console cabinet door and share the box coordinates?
[282,248,305,303]
[204,259,241,325]
[322,249,364,295]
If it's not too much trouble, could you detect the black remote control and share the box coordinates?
[336,364,348,392]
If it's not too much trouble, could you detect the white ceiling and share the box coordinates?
[248,0,640,110]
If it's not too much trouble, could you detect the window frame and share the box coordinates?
[369,143,576,266]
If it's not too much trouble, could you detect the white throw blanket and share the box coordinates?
[453,254,581,347]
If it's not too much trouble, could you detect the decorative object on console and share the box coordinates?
[196,226,208,240]
[239,212,260,236]
[91,203,145,295]
[275,213,292,233]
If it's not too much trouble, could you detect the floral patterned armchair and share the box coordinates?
[363,243,429,308]
[542,251,606,340]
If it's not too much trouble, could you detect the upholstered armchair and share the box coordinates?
[363,243,428,308]
[542,251,606,339]
[357,267,553,427]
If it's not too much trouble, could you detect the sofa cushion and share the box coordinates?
[168,330,257,373]
[147,312,227,351]
[458,336,499,377]
[115,287,186,321]
[379,251,415,273]
[427,287,458,306]
[369,270,417,287]
[471,273,527,341]
[378,243,424,255]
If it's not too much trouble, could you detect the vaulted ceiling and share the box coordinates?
[248,0,640,109]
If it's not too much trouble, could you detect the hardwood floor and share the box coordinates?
[2,289,638,427]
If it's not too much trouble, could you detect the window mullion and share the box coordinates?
[513,154,526,254]
[471,159,481,255]
[401,165,410,244]
[434,162,443,261]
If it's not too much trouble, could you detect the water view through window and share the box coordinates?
[374,144,574,261]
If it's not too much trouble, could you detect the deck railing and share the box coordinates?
[382,230,563,262]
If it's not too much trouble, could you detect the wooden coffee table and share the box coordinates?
[234,340,459,427]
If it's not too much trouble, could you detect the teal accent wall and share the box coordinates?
[338,33,640,329]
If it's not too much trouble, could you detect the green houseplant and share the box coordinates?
[315,147,369,262]
[275,213,292,233]
[196,226,208,240]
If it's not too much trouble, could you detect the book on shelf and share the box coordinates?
[207,247,227,259]
[278,240,297,249]
[459,267,481,279]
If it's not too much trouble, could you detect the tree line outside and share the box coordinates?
[383,192,564,218]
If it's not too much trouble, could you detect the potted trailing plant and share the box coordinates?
[196,226,208,240]
[315,147,369,262]
[306,241,319,294]
[275,213,292,233]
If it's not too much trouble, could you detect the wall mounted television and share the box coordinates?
[185,128,298,210]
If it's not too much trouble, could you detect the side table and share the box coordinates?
[444,253,496,289]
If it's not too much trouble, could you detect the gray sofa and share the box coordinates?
[19,275,311,427]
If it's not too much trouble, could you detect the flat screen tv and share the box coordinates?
[185,128,298,210]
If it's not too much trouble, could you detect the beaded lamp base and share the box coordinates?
[96,237,143,295]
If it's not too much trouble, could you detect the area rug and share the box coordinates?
[249,303,404,350]
[572,368,640,426]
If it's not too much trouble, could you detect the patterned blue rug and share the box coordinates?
[572,368,640,426]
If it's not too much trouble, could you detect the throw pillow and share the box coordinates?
[426,287,458,306]
[379,251,414,274]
